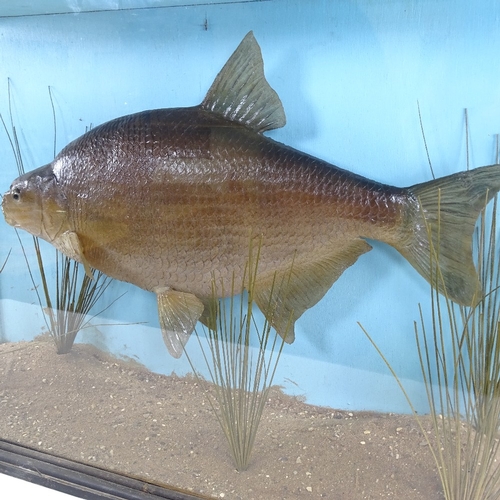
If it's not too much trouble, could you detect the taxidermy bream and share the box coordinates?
[4,32,500,357]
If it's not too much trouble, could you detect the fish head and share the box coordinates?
[2,164,70,243]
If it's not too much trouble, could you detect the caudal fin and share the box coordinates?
[400,164,500,306]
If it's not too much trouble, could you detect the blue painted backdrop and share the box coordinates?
[0,0,499,413]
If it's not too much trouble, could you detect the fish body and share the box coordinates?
[36,106,404,296]
[3,32,500,357]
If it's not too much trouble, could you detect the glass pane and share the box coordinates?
[1,2,499,498]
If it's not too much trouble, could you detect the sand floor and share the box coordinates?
[0,339,443,499]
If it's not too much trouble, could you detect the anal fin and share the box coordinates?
[155,288,204,358]
[254,239,372,342]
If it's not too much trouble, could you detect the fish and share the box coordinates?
[3,31,500,358]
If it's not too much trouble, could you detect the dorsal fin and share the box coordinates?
[201,31,286,133]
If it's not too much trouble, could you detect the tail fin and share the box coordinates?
[400,164,500,306]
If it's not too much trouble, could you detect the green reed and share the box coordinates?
[1,82,114,353]
[26,236,112,354]
[0,250,10,273]
[183,242,291,471]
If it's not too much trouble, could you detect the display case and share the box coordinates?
[1,1,499,498]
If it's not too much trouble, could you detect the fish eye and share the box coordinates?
[12,187,21,201]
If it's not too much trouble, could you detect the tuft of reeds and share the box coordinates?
[467,199,500,434]
[415,193,500,499]
[362,112,500,500]
[1,82,114,353]
[363,194,500,500]
[28,239,113,354]
[183,241,291,471]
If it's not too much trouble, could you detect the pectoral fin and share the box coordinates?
[155,288,205,358]
[53,231,93,279]
[254,239,372,343]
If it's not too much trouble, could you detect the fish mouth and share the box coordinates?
[0,192,16,227]
[1,189,36,233]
